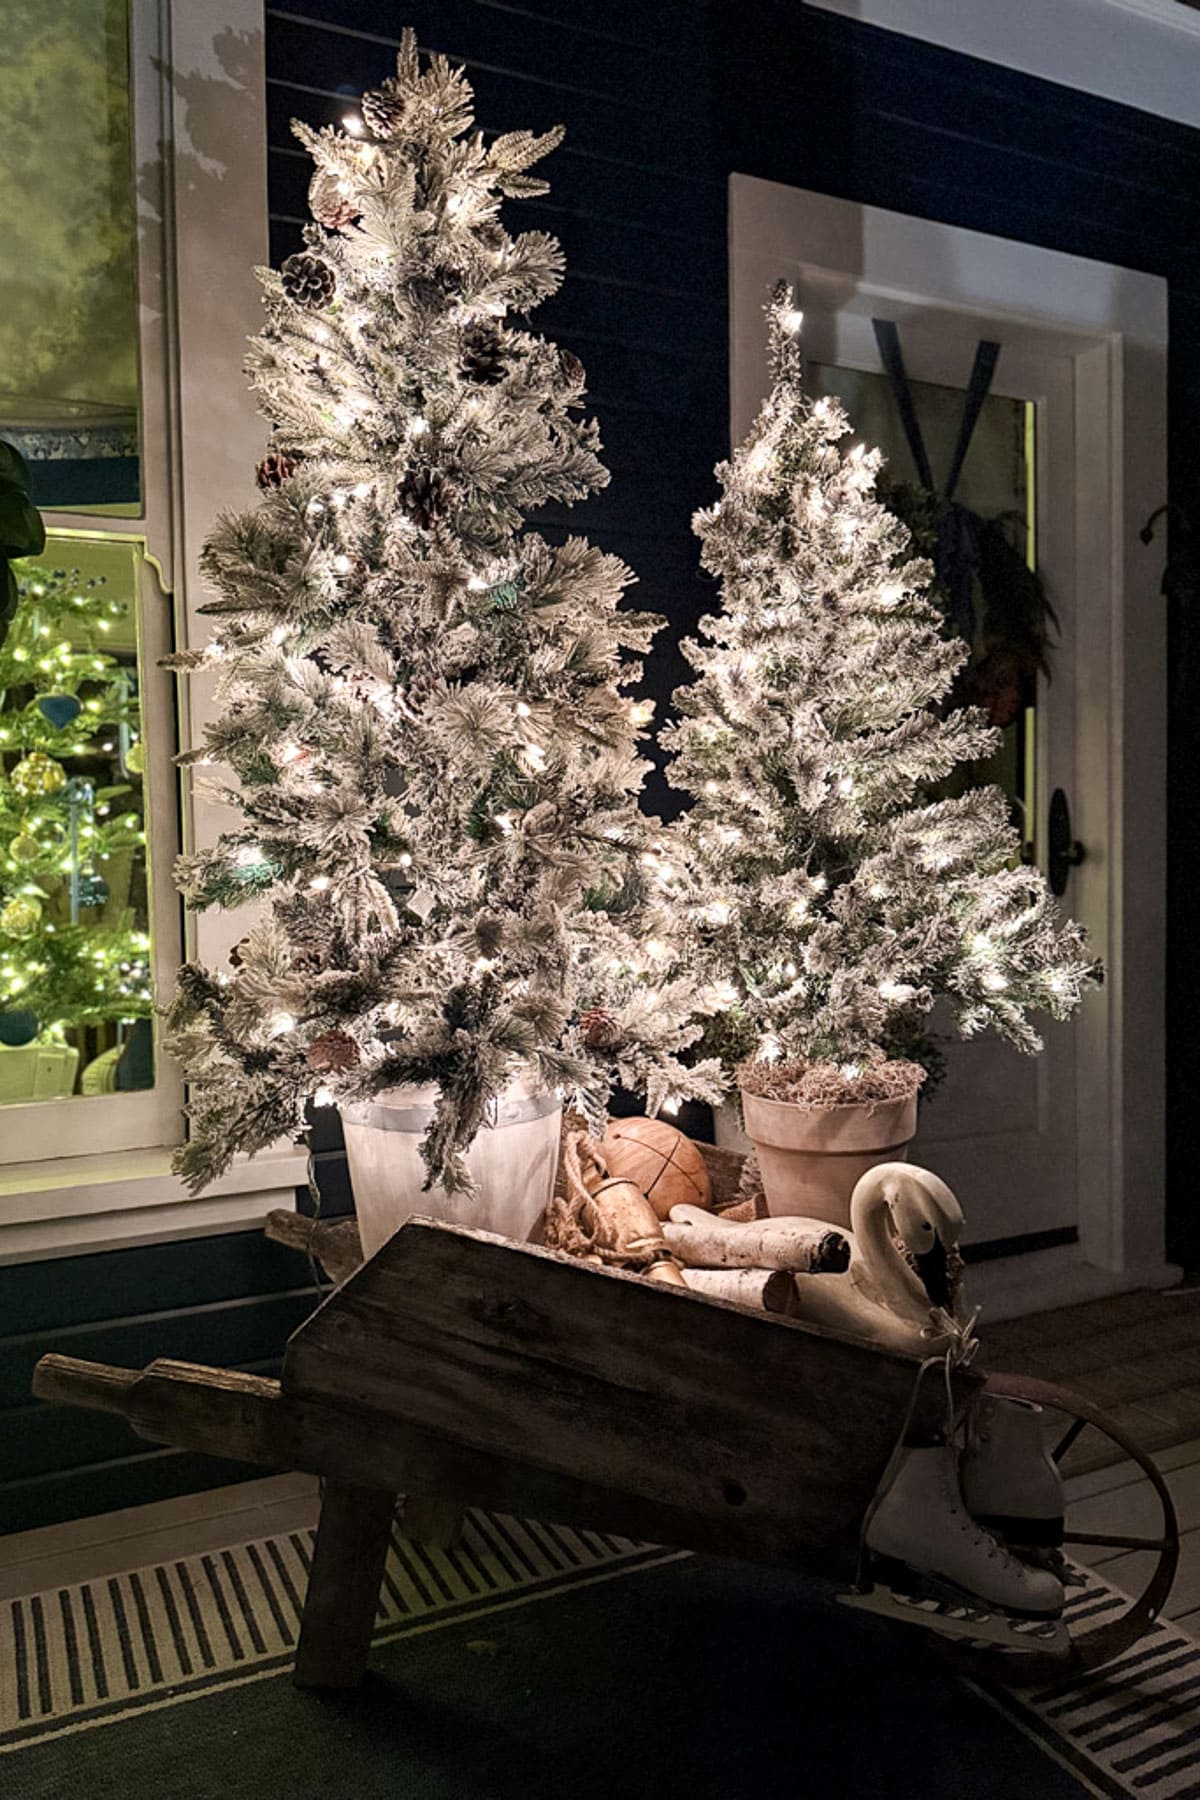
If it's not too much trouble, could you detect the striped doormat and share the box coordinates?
[993,1596,1200,1800]
[7,1514,1200,1800]
[0,1507,684,1755]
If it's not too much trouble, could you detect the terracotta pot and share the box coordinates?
[341,1072,562,1258]
[738,1086,918,1228]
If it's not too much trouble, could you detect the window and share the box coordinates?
[0,531,178,1154]
[0,2,309,1247]
[2,0,141,513]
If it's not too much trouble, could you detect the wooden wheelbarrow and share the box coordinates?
[32,1212,1179,1687]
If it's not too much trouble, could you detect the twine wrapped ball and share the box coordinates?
[600,1116,712,1220]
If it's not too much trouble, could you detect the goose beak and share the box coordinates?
[914,1236,951,1310]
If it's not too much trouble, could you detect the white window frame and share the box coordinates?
[0,0,308,1260]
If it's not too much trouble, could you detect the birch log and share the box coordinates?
[679,1267,798,1314]
[664,1205,851,1274]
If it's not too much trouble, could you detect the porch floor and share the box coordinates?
[985,1282,1200,1467]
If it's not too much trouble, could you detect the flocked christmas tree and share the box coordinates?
[656,284,1096,1088]
[165,34,719,1193]
[0,561,151,1037]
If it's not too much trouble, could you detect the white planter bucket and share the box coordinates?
[712,1098,751,1157]
[341,1075,562,1259]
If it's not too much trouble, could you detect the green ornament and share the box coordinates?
[9,752,66,799]
[10,833,41,864]
[0,895,42,937]
[36,694,82,730]
[125,740,146,775]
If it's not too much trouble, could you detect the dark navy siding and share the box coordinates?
[4,1,1198,1532]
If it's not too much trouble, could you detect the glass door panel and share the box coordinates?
[807,363,1039,859]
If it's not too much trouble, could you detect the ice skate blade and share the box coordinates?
[838,1585,1070,1655]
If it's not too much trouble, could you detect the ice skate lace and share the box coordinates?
[853,1310,985,1590]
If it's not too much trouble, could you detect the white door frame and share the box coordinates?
[729,174,1170,1295]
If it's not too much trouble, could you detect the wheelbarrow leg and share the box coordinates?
[295,1480,396,1689]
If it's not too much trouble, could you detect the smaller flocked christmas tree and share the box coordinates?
[656,284,1096,1087]
[165,34,719,1194]
[0,562,151,1037]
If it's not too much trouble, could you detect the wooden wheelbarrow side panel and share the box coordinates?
[28,1353,873,1568]
[283,1219,979,1556]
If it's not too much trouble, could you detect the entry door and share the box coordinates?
[802,320,1079,1250]
[728,176,1169,1277]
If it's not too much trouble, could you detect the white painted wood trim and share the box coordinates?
[0,1144,307,1263]
[807,0,1200,129]
[0,1,279,1246]
[728,176,1168,1277]
[968,1244,1181,1324]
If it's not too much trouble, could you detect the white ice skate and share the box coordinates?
[961,1394,1064,1548]
[840,1443,1067,1653]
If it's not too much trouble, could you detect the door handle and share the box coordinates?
[1048,787,1085,897]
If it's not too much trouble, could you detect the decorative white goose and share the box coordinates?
[787,1161,965,1353]
[668,1161,964,1352]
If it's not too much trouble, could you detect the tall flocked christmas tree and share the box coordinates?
[657,284,1095,1085]
[0,561,150,1043]
[165,35,718,1193]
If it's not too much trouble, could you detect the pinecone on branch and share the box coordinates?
[361,83,407,140]
[433,263,466,297]
[281,252,336,310]
[556,346,585,390]
[309,170,358,231]
[579,1006,622,1050]
[306,1028,361,1074]
[405,275,442,312]
[399,466,454,530]
[255,450,301,490]
[460,323,507,386]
